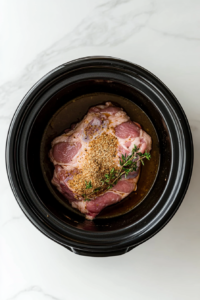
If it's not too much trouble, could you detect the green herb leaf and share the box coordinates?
[121,154,125,161]
[145,152,151,160]
[124,160,132,166]
[82,145,151,201]
[84,198,90,201]
[94,187,101,192]
[85,180,92,189]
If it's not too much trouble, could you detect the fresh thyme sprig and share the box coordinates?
[82,145,151,201]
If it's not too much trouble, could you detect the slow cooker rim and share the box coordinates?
[6,56,193,251]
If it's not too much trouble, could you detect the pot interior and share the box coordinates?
[27,79,171,231]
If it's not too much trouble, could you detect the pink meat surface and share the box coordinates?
[49,102,152,220]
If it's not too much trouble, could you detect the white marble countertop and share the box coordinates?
[0,0,199,299]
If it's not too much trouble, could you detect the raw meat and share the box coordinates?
[49,102,152,220]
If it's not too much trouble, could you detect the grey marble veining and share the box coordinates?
[0,0,155,121]
[0,0,200,299]
[7,286,62,300]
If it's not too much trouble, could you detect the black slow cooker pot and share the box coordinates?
[6,57,193,257]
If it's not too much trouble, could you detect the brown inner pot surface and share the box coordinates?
[40,93,160,219]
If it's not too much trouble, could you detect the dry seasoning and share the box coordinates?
[68,132,119,196]
[82,145,151,201]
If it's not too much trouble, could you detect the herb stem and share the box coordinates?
[82,145,151,201]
